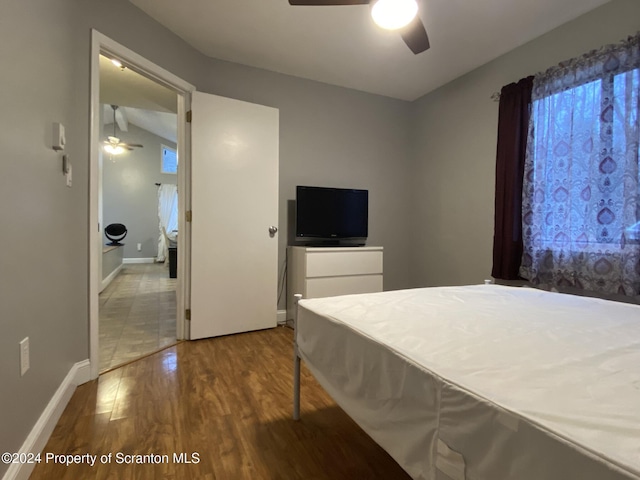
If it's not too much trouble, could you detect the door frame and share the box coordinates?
[89,30,195,380]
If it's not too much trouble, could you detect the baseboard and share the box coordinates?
[100,264,123,293]
[2,359,91,480]
[277,309,287,326]
[123,257,155,264]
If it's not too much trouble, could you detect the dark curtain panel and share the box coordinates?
[491,76,533,280]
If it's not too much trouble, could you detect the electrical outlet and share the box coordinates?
[20,337,30,376]
[137,243,142,252]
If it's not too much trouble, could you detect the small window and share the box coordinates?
[161,145,178,174]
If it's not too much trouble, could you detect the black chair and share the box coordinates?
[105,223,127,246]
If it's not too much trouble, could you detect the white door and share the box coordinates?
[190,92,279,339]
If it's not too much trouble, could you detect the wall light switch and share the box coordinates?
[137,243,142,252]
[65,164,72,188]
[52,122,65,151]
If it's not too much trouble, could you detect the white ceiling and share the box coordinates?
[100,55,177,143]
[128,0,610,101]
[103,104,178,144]
[100,55,177,113]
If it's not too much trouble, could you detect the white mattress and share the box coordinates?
[295,285,640,480]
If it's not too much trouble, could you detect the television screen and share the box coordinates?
[296,186,368,245]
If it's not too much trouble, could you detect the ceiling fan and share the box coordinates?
[288,0,430,54]
[103,105,143,155]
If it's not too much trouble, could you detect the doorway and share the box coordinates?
[98,62,179,371]
[89,31,195,380]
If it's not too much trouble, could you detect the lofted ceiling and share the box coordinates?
[100,55,177,113]
[102,104,178,144]
[100,55,177,143]
[127,0,610,101]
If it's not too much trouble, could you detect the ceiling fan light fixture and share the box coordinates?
[104,143,125,155]
[371,0,418,30]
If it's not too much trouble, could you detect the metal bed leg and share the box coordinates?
[293,293,302,421]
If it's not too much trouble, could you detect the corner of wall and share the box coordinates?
[1,360,91,480]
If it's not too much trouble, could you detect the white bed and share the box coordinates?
[292,285,640,480]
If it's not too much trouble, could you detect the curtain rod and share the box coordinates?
[155,183,161,186]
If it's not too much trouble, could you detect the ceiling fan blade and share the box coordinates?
[400,15,430,54]
[122,143,144,148]
[288,0,369,5]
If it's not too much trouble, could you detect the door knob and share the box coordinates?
[269,226,278,236]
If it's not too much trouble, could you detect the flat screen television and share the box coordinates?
[295,185,368,246]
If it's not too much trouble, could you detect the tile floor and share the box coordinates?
[99,263,177,372]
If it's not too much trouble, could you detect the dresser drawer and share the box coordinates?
[306,275,383,298]
[286,246,384,321]
[306,250,383,278]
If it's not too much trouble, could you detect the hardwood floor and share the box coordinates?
[30,327,410,480]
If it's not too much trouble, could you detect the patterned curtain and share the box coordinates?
[520,33,640,296]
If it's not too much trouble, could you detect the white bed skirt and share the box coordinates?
[296,285,640,480]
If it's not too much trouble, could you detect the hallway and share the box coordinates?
[99,263,177,372]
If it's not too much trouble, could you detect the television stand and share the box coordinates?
[286,246,383,320]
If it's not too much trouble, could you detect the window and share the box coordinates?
[161,145,178,174]
[520,36,640,295]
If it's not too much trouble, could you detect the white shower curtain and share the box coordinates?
[157,184,178,262]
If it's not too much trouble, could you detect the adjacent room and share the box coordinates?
[1,0,639,479]
[98,54,180,371]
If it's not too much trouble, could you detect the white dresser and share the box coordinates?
[286,246,383,320]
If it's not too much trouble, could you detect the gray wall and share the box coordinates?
[2,0,638,472]
[0,0,412,468]
[102,122,177,259]
[199,60,415,297]
[0,0,88,467]
[409,0,640,287]
[0,0,208,471]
